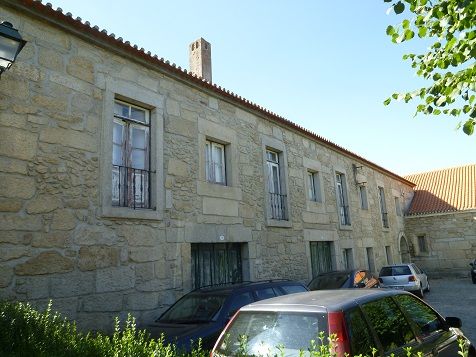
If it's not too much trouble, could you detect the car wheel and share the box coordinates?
[416,285,424,298]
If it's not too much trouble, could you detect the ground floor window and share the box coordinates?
[191,243,243,288]
[310,241,333,277]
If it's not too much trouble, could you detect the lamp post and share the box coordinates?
[0,21,27,78]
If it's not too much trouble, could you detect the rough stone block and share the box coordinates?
[51,210,76,231]
[26,195,61,214]
[166,117,196,138]
[125,292,158,310]
[66,56,94,83]
[31,231,68,248]
[0,199,22,212]
[0,173,35,200]
[165,99,180,116]
[0,127,38,161]
[15,276,50,299]
[0,265,14,287]
[39,127,97,153]
[0,157,28,175]
[0,214,42,231]
[82,293,123,312]
[50,271,95,298]
[74,225,117,246]
[0,112,27,129]
[167,159,188,177]
[203,197,239,217]
[79,245,120,271]
[129,246,162,263]
[135,263,155,281]
[119,225,163,246]
[15,251,74,275]
[0,245,29,262]
[33,95,68,113]
[96,266,135,292]
[39,47,64,71]
[76,312,115,333]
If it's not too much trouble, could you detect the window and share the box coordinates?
[307,170,322,202]
[395,196,402,216]
[266,149,287,220]
[346,308,376,356]
[191,243,243,288]
[310,241,333,277]
[205,140,226,184]
[378,186,389,228]
[366,247,375,272]
[359,185,368,210]
[418,235,428,253]
[112,100,151,209]
[255,288,276,301]
[362,297,416,354]
[336,173,350,226]
[343,248,354,270]
[385,246,393,264]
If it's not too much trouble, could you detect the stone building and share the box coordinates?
[404,164,476,276]
[0,0,416,330]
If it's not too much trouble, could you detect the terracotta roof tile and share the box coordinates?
[404,164,476,215]
[5,0,416,186]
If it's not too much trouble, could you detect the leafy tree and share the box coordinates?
[384,0,476,135]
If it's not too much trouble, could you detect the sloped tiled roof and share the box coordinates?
[3,0,416,186]
[404,164,476,215]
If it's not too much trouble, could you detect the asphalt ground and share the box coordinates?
[423,277,476,345]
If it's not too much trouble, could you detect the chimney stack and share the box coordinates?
[189,37,212,83]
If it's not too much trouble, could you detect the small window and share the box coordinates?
[378,186,389,228]
[359,186,368,210]
[385,246,393,265]
[362,297,416,354]
[336,173,350,226]
[255,288,276,301]
[227,292,254,317]
[418,235,428,253]
[266,149,287,221]
[205,140,226,185]
[395,197,402,216]
[366,247,375,272]
[307,170,322,202]
[343,248,354,270]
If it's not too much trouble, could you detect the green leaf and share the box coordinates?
[386,25,395,36]
[383,98,391,106]
[462,120,474,135]
[402,19,410,29]
[394,1,405,14]
[418,27,427,37]
[404,29,415,40]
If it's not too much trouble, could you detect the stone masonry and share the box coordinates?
[0,1,415,331]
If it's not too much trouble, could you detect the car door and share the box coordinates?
[394,294,459,357]
[361,296,420,356]
[412,264,428,289]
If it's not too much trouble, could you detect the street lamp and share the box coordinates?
[0,21,27,78]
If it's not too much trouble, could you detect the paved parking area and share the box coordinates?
[424,277,476,344]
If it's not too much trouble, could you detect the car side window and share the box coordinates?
[280,284,308,295]
[362,297,416,353]
[227,292,254,317]
[395,294,443,337]
[346,307,377,356]
[255,288,276,301]
[412,264,421,274]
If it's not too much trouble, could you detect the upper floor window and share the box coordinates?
[307,170,322,202]
[336,173,350,226]
[112,100,151,209]
[417,235,428,253]
[395,196,402,217]
[266,149,287,220]
[205,140,226,185]
[378,186,389,228]
[359,185,368,210]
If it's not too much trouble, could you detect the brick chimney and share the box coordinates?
[189,37,212,83]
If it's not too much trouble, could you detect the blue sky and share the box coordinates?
[47,0,474,176]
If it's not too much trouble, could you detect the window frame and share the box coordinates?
[378,186,389,228]
[359,185,368,210]
[417,235,428,254]
[100,81,164,220]
[307,170,323,203]
[205,139,226,185]
[336,172,351,227]
[395,196,402,217]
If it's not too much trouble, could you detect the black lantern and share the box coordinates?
[0,21,27,77]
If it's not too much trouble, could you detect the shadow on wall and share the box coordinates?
[406,190,457,215]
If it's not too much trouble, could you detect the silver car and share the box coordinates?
[378,263,429,298]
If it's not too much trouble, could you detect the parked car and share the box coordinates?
[146,280,308,352]
[308,269,379,291]
[378,263,429,298]
[212,289,475,357]
[471,259,476,284]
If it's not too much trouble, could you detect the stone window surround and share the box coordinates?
[261,135,292,228]
[303,157,325,213]
[333,166,352,230]
[100,78,165,220]
[196,118,242,201]
[416,234,430,256]
[376,182,390,231]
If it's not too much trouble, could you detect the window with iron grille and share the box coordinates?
[205,140,226,185]
[336,173,350,226]
[191,243,243,288]
[310,241,333,277]
[378,186,389,228]
[266,149,287,220]
[112,100,151,209]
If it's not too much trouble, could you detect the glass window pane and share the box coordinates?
[113,143,123,166]
[131,106,147,123]
[131,127,146,149]
[131,149,146,169]
[346,308,376,356]
[113,122,123,144]
[114,101,129,117]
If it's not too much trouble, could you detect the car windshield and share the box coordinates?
[308,272,350,290]
[216,311,327,356]
[159,293,227,323]
[380,266,411,276]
